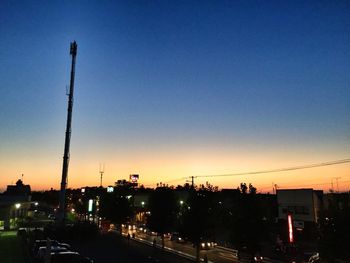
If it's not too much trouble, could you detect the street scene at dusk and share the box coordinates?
[1,1,349,262]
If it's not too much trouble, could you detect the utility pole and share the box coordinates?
[58,41,77,224]
[331,179,334,192]
[332,177,341,192]
[186,176,196,188]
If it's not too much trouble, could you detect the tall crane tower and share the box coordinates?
[99,163,105,187]
[58,41,77,223]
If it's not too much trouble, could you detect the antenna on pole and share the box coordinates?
[58,41,77,224]
[99,163,105,187]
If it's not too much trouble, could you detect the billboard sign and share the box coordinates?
[129,174,139,183]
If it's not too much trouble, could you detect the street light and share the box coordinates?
[15,203,21,209]
[180,200,184,205]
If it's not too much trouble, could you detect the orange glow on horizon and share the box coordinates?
[1,138,349,192]
[1,151,349,193]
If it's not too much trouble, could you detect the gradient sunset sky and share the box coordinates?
[1,1,349,192]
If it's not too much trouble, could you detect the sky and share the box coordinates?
[0,0,349,192]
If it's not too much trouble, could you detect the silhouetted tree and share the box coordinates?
[249,183,257,194]
[229,183,263,256]
[147,187,178,248]
[99,191,133,230]
[180,190,215,262]
[31,190,59,207]
[239,183,248,194]
[318,193,350,261]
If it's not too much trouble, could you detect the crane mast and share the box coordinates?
[58,41,77,223]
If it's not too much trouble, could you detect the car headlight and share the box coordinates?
[201,243,205,247]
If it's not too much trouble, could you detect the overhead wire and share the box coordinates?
[141,158,350,188]
[195,158,350,178]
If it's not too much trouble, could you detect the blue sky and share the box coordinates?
[0,0,349,190]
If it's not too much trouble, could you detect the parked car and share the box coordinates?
[34,240,71,249]
[51,251,94,263]
[33,240,71,256]
[36,246,69,260]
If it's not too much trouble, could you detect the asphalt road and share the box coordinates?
[123,229,239,263]
[68,233,194,263]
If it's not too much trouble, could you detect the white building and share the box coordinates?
[277,188,323,223]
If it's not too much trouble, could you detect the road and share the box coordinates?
[120,228,284,263]
[122,228,239,263]
[68,233,194,263]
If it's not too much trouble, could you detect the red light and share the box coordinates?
[288,214,294,243]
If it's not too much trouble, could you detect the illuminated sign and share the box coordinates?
[88,199,93,212]
[288,214,294,243]
[107,186,114,193]
[129,174,139,183]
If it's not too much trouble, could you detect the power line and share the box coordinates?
[142,158,350,188]
[196,158,350,179]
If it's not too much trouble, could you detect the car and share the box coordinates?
[170,233,186,243]
[200,241,216,250]
[36,246,69,260]
[163,232,171,238]
[34,239,71,249]
[48,214,56,220]
[33,240,71,256]
[51,251,94,263]
[253,254,263,262]
[308,252,320,263]
[148,230,158,236]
